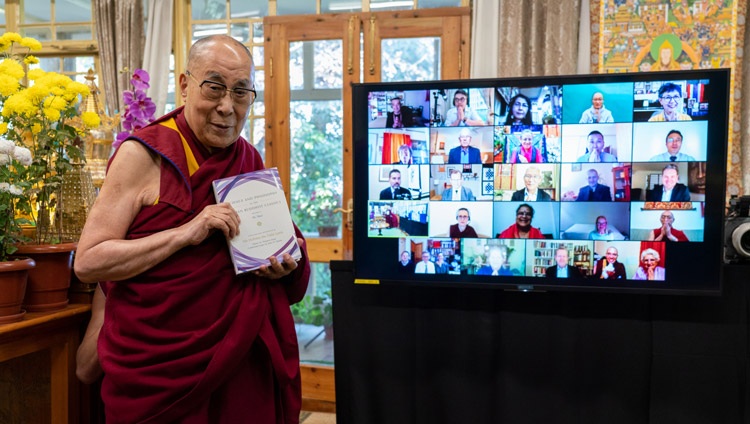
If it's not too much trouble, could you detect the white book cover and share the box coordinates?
[212,167,301,274]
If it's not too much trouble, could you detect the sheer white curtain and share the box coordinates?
[142,0,174,117]
[94,0,144,116]
[470,0,582,78]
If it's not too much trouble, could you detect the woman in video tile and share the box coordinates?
[497,203,545,239]
[504,94,533,126]
[633,248,665,281]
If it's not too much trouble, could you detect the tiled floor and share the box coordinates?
[296,323,334,364]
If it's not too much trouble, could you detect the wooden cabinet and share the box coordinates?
[0,304,91,424]
[612,164,632,201]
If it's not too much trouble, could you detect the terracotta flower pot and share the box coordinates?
[0,257,36,324]
[15,242,76,312]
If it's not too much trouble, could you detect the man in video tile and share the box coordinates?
[579,92,614,124]
[385,97,413,129]
[648,210,689,242]
[577,130,617,162]
[649,129,696,162]
[379,169,413,200]
[646,164,690,202]
[648,82,692,122]
[575,169,612,202]
[441,169,476,201]
[591,246,627,279]
[447,128,482,164]
[444,89,485,127]
[545,247,583,278]
[510,166,552,201]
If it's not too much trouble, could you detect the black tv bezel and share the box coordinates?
[352,69,729,296]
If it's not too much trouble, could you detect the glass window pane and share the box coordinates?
[289,42,304,90]
[254,69,265,91]
[252,22,263,44]
[381,37,440,82]
[290,100,343,237]
[252,46,264,67]
[192,23,228,42]
[230,23,250,43]
[231,0,267,18]
[252,117,265,159]
[56,25,92,41]
[322,0,361,13]
[277,0,316,15]
[22,27,53,42]
[371,0,414,11]
[0,0,6,26]
[314,40,342,89]
[55,0,91,22]
[192,0,226,20]
[35,57,60,72]
[24,0,51,23]
[293,262,334,365]
[418,0,461,7]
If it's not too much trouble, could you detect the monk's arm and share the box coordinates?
[76,285,105,384]
[74,140,241,283]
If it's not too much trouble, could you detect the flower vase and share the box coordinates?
[15,242,76,312]
[0,257,35,324]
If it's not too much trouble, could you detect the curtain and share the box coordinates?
[742,1,750,194]
[143,0,174,117]
[382,133,411,164]
[94,0,144,117]
[470,0,582,78]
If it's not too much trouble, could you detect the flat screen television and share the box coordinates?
[352,69,729,295]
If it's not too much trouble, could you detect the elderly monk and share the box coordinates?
[74,35,310,423]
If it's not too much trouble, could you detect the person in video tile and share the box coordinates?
[379,169,412,200]
[476,245,513,276]
[442,169,476,201]
[648,210,689,242]
[633,248,666,281]
[398,250,415,274]
[497,203,545,239]
[579,92,614,124]
[588,216,618,241]
[577,130,617,162]
[648,82,692,122]
[649,129,696,162]
[449,207,478,238]
[447,127,483,164]
[385,97,412,129]
[414,251,436,274]
[508,129,544,164]
[393,144,413,165]
[504,94,533,126]
[575,169,612,202]
[434,252,450,274]
[591,246,627,279]
[646,164,690,202]
[545,247,583,278]
[444,89,485,127]
[510,166,552,201]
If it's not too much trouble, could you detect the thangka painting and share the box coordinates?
[590,0,747,197]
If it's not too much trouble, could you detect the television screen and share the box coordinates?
[353,69,729,295]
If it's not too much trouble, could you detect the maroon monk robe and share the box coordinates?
[99,107,310,424]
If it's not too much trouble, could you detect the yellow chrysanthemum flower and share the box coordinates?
[19,37,42,51]
[0,58,25,80]
[27,68,45,80]
[0,74,20,97]
[0,122,7,135]
[43,96,68,111]
[23,55,39,65]
[81,111,101,128]
[1,33,22,44]
[43,107,61,122]
[31,123,42,135]
[0,40,10,54]
[2,93,36,119]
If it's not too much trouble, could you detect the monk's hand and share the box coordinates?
[253,238,304,280]
[183,202,240,245]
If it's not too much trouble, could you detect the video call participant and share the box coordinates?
[545,247,583,278]
[385,97,412,128]
[510,166,552,201]
[73,35,310,423]
[393,144,413,165]
[508,129,544,164]
[575,169,612,202]
[591,246,626,279]
[398,251,415,273]
[444,89,485,127]
[646,164,690,202]
[504,93,533,126]
[476,245,512,276]
[579,92,614,123]
[633,248,665,281]
[648,82,692,122]
[648,210,689,242]
[649,129,696,162]
[497,203,545,239]
[588,216,617,241]
[379,169,413,200]
[449,207,478,238]
[442,169,476,201]
[577,130,617,162]
[414,251,436,274]
[434,252,449,274]
[448,128,483,164]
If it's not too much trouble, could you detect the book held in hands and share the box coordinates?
[212,167,301,274]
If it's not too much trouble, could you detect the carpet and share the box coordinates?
[300,411,336,423]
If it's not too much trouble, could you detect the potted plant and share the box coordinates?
[291,289,333,339]
[0,32,100,312]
